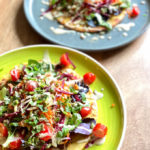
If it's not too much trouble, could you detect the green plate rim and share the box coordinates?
[0,45,127,149]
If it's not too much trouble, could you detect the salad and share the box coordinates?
[45,0,131,32]
[0,53,107,149]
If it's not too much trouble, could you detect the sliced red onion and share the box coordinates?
[4,111,20,117]
[22,65,26,75]
[56,89,73,95]
[41,0,61,16]
[62,80,65,88]
[41,7,53,16]
[73,118,96,135]
[73,123,92,135]
[58,73,74,80]
[65,53,76,69]
[74,95,81,102]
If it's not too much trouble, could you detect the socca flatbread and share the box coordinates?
[49,0,130,32]
[0,55,104,150]
[52,9,126,32]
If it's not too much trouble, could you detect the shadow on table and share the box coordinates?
[15,2,48,46]
[86,32,147,63]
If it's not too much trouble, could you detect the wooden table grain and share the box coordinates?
[0,0,149,150]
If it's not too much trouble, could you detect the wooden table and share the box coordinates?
[0,0,149,149]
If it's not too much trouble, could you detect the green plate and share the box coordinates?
[0,45,126,150]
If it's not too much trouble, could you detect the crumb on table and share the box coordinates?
[111,103,115,108]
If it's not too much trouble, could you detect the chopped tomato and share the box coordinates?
[83,72,96,85]
[0,123,8,137]
[93,123,107,138]
[80,107,91,118]
[111,0,119,3]
[10,69,20,82]
[9,138,22,150]
[36,122,53,142]
[131,5,140,17]
[60,53,70,67]
[84,0,103,4]
[128,5,140,18]
[25,80,37,92]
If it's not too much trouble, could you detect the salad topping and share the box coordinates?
[0,53,106,149]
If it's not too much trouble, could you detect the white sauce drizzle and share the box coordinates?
[94,136,106,145]
[123,32,128,37]
[99,35,105,39]
[50,27,75,34]
[116,22,135,31]
[91,37,99,41]
[43,12,54,20]
[59,25,64,29]
[107,36,112,40]
[93,90,103,100]
[41,0,50,6]
[80,33,86,39]
[40,16,44,20]
[40,8,46,12]
[141,0,146,5]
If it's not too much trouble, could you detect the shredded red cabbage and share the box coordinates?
[56,89,73,95]
[61,80,65,88]
[55,114,65,132]
[0,102,4,106]
[74,94,81,102]
[4,111,20,117]
[58,73,74,80]
[44,86,51,92]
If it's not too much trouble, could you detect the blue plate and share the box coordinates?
[24,0,150,51]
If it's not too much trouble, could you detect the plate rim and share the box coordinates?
[0,44,127,149]
[23,0,150,51]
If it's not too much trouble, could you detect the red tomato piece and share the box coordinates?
[84,0,103,4]
[0,123,8,137]
[80,107,91,118]
[36,123,53,142]
[60,54,70,67]
[25,80,37,92]
[9,138,22,150]
[131,5,140,17]
[93,123,108,138]
[83,72,96,85]
[10,69,20,82]
[111,0,119,3]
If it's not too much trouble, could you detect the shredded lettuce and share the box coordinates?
[94,13,112,30]
[120,0,131,8]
